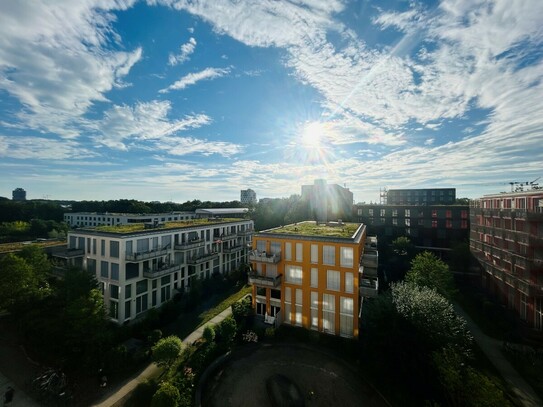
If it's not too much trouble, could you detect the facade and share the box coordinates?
[386,188,456,205]
[195,208,248,218]
[64,212,195,228]
[248,221,378,339]
[470,190,543,331]
[301,179,354,222]
[356,204,469,250]
[12,187,26,201]
[55,218,254,324]
[240,189,257,205]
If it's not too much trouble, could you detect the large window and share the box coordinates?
[340,247,353,268]
[340,297,354,337]
[109,300,118,319]
[256,240,266,252]
[295,289,303,326]
[110,284,119,299]
[270,241,281,255]
[111,263,119,281]
[295,243,303,262]
[125,284,132,299]
[323,246,335,266]
[137,280,148,295]
[110,241,119,258]
[345,272,353,293]
[100,261,109,278]
[285,287,292,325]
[285,242,292,260]
[311,244,318,263]
[322,294,335,334]
[310,268,318,288]
[125,301,131,320]
[101,239,106,256]
[285,265,303,285]
[327,270,340,291]
[310,291,319,330]
[136,294,148,315]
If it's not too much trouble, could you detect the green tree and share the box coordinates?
[0,254,43,311]
[152,336,183,370]
[392,236,415,256]
[151,382,181,407]
[202,325,216,343]
[19,244,52,276]
[217,316,237,348]
[406,251,455,298]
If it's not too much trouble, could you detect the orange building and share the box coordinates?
[248,221,378,338]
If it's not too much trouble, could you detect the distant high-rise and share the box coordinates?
[12,187,26,201]
[386,188,456,205]
[240,189,257,205]
[301,179,353,222]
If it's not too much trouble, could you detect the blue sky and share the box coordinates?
[1,0,542,203]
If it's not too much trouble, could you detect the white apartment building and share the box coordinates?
[240,189,257,205]
[64,212,196,228]
[57,218,254,324]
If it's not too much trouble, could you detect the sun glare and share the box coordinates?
[301,121,326,148]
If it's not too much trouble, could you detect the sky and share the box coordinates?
[0,0,542,203]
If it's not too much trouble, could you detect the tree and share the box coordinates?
[19,244,52,276]
[216,316,237,348]
[391,236,415,256]
[202,325,215,343]
[151,382,181,407]
[406,251,455,298]
[152,336,183,370]
[0,254,43,311]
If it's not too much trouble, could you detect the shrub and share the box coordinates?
[128,379,158,407]
[202,325,215,343]
[265,327,276,339]
[151,381,180,407]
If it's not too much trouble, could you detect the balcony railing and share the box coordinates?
[249,250,282,264]
[143,264,181,279]
[223,244,245,254]
[187,252,219,264]
[238,229,255,236]
[214,233,238,242]
[359,277,379,298]
[126,248,169,261]
[53,248,85,259]
[174,238,205,251]
[248,272,282,288]
[359,265,377,278]
[361,251,378,268]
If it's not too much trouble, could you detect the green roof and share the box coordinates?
[90,218,247,234]
[261,221,361,239]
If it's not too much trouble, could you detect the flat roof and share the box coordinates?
[195,208,248,214]
[72,218,250,236]
[258,221,363,240]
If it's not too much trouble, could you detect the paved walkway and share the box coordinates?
[92,306,234,407]
[453,303,542,407]
[0,371,40,407]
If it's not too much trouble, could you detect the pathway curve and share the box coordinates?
[453,303,542,407]
[92,306,234,407]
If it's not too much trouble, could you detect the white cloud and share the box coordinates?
[159,67,230,93]
[0,1,142,138]
[0,135,98,160]
[168,37,197,65]
[154,136,244,157]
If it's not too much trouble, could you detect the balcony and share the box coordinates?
[248,272,282,288]
[187,252,219,264]
[361,251,378,268]
[359,265,377,278]
[53,248,84,259]
[126,248,169,261]
[214,232,237,242]
[238,228,255,237]
[528,283,543,297]
[359,277,379,298]
[249,250,282,264]
[143,264,181,279]
[174,238,205,251]
[223,244,245,254]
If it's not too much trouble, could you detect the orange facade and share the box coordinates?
[250,224,366,338]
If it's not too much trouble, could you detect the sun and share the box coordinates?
[301,121,326,148]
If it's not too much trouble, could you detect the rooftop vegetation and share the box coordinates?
[92,218,245,234]
[263,221,361,238]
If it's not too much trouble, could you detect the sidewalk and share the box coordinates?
[453,303,542,407]
[92,305,234,407]
[0,371,40,407]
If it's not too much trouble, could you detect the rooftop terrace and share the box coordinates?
[261,221,362,239]
[83,218,247,234]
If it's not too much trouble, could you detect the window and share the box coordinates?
[285,287,292,325]
[270,241,281,255]
[92,238,97,254]
[310,291,319,330]
[311,244,318,263]
[256,240,266,252]
[405,218,410,226]
[520,294,528,321]
[152,290,157,307]
[111,263,119,280]
[340,247,353,268]
[295,243,303,262]
[87,259,96,274]
[536,298,543,331]
[405,209,410,217]
[125,240,133,255]
[345,272,353,293]
[136,280,148,295]
[327,270,340,291]
[432,210,437,218]
[446,220,452,229]
[136,294,148,314]
[110,284,119,299]
[125,284,132,299]
[392,209,397,217]
[446,210,452,218]
[340,297,354,337]
[461,220,468,229]
[368,209,374,216]
[101,239,106,256]
[380,209,386,217]
[461,210,468,219]
[311,268,318,288]
[322,294,335,334]
[161,285,171,302]
[323,246,335,265]
[295,289,303,326]
[101,261,109,278]
[109,300,118,319]
[285,265,303,284]
[125,301,131,320]
[285,242,292,260]
[110,241,119,258]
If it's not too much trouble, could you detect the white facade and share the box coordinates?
[240,189,257,205]
[64,212,196,228]
[63,219,254,324]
